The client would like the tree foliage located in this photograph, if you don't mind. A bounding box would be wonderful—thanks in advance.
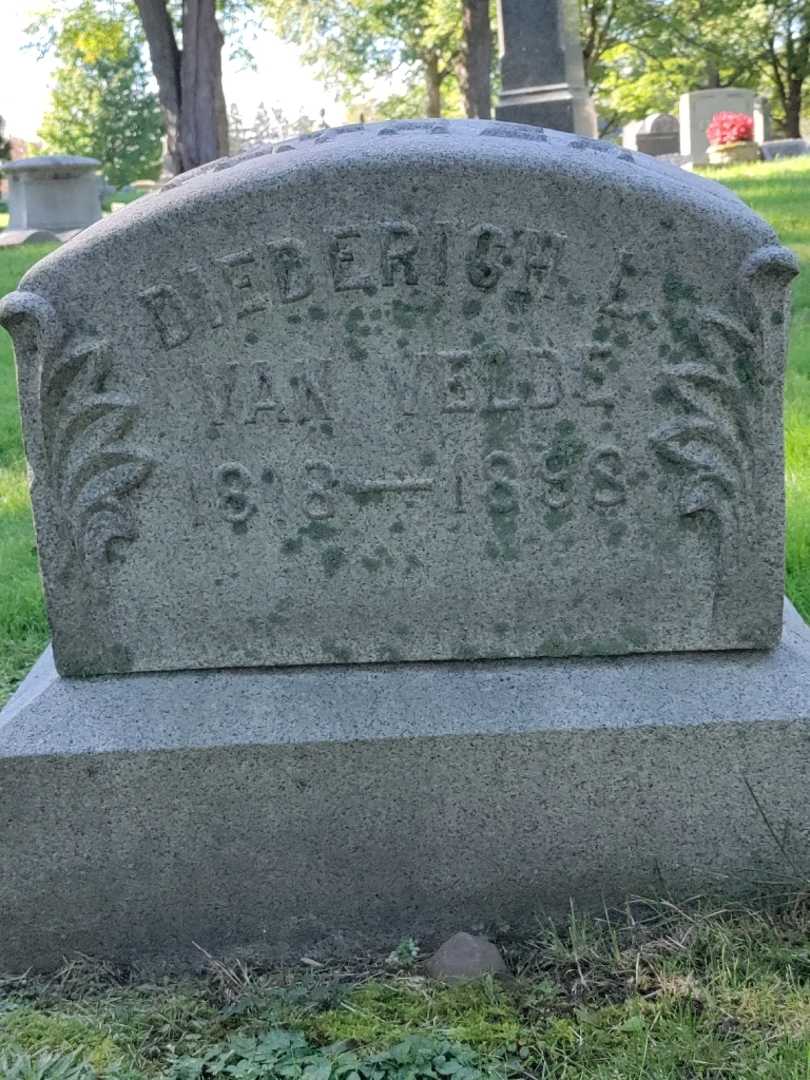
[34,1,163,185]
[0,116,11,161]
[261,0,465,118]
[583,0,810,136]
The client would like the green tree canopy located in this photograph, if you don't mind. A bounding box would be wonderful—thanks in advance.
[0,116,11,161]
[35,1,164,186]
[262,0,464,118]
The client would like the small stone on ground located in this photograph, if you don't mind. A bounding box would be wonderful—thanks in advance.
[425,932,508,982]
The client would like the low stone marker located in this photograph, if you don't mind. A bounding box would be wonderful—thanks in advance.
[623,113,680,157]
[1,120,808,972]
[761,138,810,161]
[0,155,102,247]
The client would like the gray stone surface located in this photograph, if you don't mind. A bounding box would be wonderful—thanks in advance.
[0,228,82,248]
[761,138,810,161]
[679,89,756,164]
[1,155,101,233]
[0,119,798,677]
[2,600,810,973]
[495,0,597,134]
[425,933,508,981]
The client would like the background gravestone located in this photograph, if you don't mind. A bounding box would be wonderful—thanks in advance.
[0,120,808,973]
[0,155,102,247]
[623,113,680,157]
[494,0,597,134]
[761,138,810,160]
[679,88,756,164]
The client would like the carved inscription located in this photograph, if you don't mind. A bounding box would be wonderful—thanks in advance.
[136,233,773,589]
[137,221,569,348]
[206,447,628,532]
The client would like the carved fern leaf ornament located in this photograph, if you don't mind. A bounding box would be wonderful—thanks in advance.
[41,339,153,568]
[650,311,756,582]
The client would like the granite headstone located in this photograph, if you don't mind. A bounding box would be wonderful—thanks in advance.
[0,120,797,677]
[494,0,597,134]
[1,120,808,973]
[679,88,756,164]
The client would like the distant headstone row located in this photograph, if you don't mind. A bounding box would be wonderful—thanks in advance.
[624,90,809,166]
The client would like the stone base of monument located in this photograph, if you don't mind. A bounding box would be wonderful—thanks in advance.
[2,601,810,973]
[0,227,82,248]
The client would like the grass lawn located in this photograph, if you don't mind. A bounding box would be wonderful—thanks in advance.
[3,898,810,1078]
[1,159,810,1077]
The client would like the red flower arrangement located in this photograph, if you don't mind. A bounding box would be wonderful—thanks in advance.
[706,111,754,146]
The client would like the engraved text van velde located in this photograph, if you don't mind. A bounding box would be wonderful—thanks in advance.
[0,120,798,676]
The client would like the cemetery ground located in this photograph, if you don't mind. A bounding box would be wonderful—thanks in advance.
[1,156,810,1076]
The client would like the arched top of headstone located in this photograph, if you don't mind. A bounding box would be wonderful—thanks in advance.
[0,119,797,676]
[640,113,679,134]
[2,155,101,175]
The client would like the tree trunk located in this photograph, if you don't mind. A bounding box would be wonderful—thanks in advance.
[425,51,442,117]
[134,0,182,175]
[459,0,492,119]
[704,58,720,88]
[784,78,803,137]
[180,0,229,169]
[135,0,228,175]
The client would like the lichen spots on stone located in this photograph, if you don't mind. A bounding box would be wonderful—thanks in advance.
[321,545,347,577]
[308,305,327,322]
[322,639,352,663]
[623,624,649,649]
[544,507,573,531]
[663,272,697,304]
[349,487,385,508]
[391,300,421,329]
[346,340,369,363]
[282,536,303,555]
[606,522,627,547]
[345,307,370,335]
[299,520,339,543]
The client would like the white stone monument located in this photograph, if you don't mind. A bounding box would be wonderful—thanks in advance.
[0,155,102,247]
[679,88,756,165]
